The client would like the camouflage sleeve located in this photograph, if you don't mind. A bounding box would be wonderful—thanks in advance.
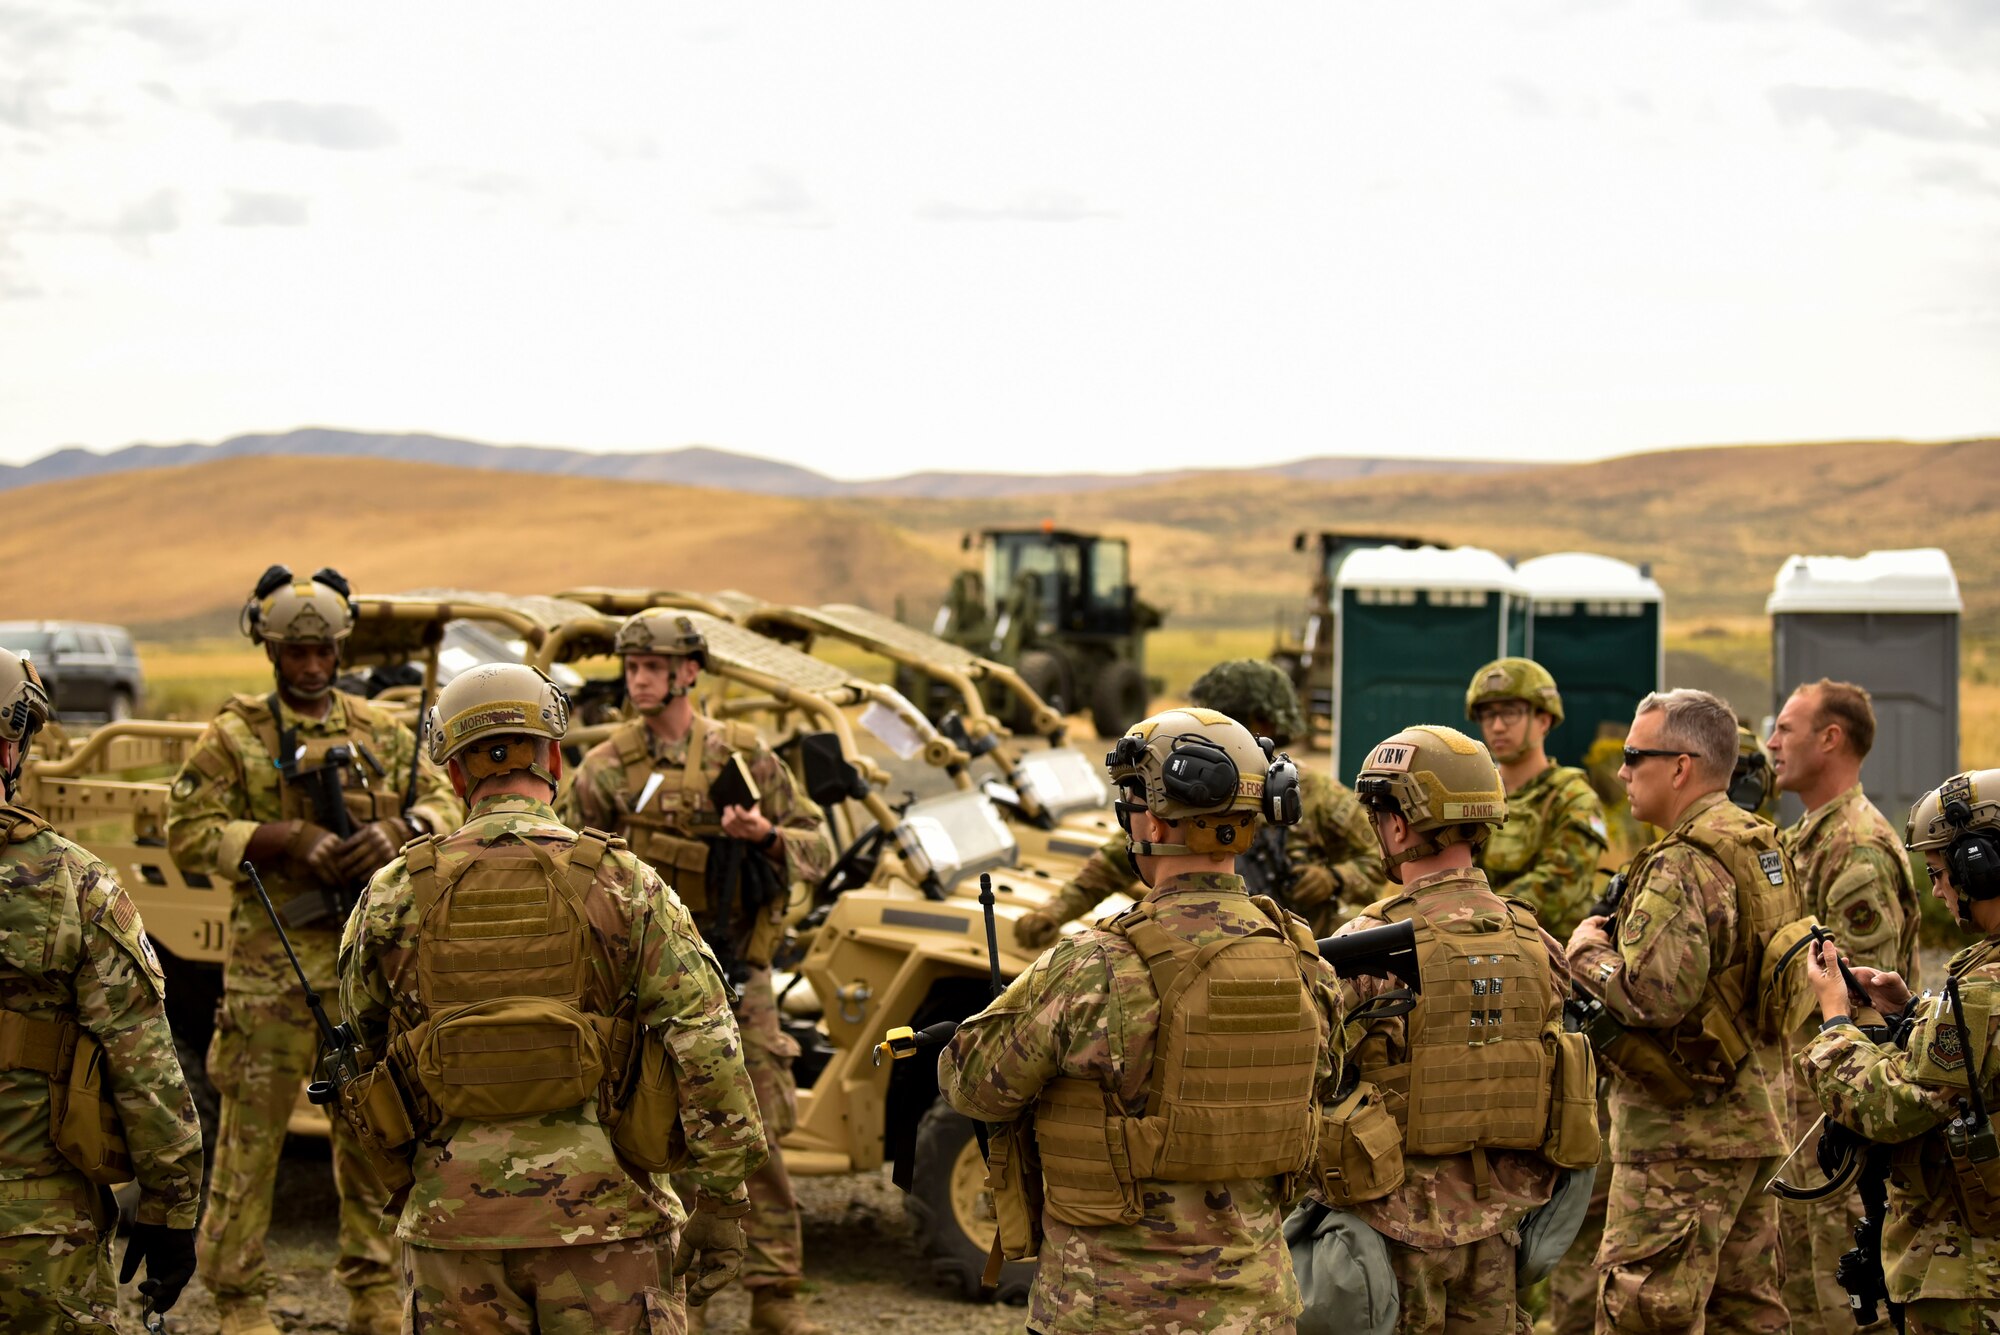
[1823,847,1910,976]
[748,744,834,887]
[633,863,767,1194]
[1799,1019,1965,1145]
[1569,846,1723,1030]
[1297,776,1386,907]
[73,863,203,1228]
[1503,785,1609,943]
[556,748,618,833]
[938,940,1108,1122]
[165,715,257,877]
[338,864,405,1056]
[1043,834,1140,926]
[374,715,461,837]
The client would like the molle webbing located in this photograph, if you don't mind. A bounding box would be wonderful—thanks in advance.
[0,804,52,843]
[613,718,718,908]
[225,692,403,824]
[0,1010,76,1075]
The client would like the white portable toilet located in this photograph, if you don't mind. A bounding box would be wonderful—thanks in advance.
[1517,553,1666,767]
[1766,548,1961,825]
[1333,546,1528,782]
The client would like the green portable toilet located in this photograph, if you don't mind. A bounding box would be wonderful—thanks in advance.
[1766,547,1961,826]
[1517,553,1665,766]
[1333,545,1529,782]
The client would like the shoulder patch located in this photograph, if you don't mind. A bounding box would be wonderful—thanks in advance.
[1931,1020,1967,1072]
[1621,908,1652,945]
[1843,899,1881,937]
[1757,849,1785,886]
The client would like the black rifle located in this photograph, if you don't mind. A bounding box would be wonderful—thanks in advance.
[276,734,363,931]
[701,829,785,998]
[1837,1140,1902,1331]
[1587,869,1629,925]
[1316,919,1422,992]
[240,859,361,1106]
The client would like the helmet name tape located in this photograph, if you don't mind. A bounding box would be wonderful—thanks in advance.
[1369,743,1416,772]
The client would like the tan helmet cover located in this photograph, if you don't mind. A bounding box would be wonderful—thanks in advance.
[614,610,708,664]
[1465,657,1564,725]
[1106,707,1270,857]
[245,577,355,645]
[1908,770,2000,852]
[1355,725,1506,875]
[0,648,52,745]
[427,663,570,784]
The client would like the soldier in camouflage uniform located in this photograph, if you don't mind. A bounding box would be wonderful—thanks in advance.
[340,663,766,1333]
[1769,679,1922,1333]
[166,566,461,1335]
[1466,658,1609,943]
[1797,766,2000,1334]
[1333,724,1588,1332]
[560,610,834,1335]
[1566,689,1798,1332]
[942,707,1349,1334]
[0,648,204,1332]
[1016,659,1383,949]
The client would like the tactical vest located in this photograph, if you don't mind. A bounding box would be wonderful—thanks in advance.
[1885,943,2000,1236]
[1607,801,1807,1099]
[380,828,636,1128]
[1483,767,1590,884]
[223,692,406,827]
[0,804,133,1187]
[1355,889,1563,1157]
[1032,893,1322,1226]
[609,716,761,914]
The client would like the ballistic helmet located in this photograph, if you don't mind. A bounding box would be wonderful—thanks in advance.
[1907,770,2000,919]
[0,649,51,746]
[426,663,570,789]
[1354,725,1506,876]
[241,565,355,646]
[1189,659,1307,750]
[1466,657,1564,725]
[614,609,708,666]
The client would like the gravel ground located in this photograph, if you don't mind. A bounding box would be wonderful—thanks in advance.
[135,1143,1026,1335]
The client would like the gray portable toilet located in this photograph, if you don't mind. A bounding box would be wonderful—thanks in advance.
[1517,553,1665,768]
[1766,548,1961,825]
[1333,545,1529,782]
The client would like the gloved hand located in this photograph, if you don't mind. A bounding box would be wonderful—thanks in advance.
[1014,910,1061,950]
[333,818,410,882]
[673,1194,748,1307]
[1289,864,1338,910]
[120,1222,197,1314]
[287,821,343,887]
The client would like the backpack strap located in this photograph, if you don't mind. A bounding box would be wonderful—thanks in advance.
[405,834,442,919]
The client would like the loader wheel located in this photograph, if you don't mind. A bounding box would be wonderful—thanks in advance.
[1016,651,1069,727]
[1090,661,1149,739]
[907,1096,1034,1303]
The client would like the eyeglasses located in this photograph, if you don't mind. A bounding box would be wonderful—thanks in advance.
[1473,702,1533,725]
[1622,746,1692,767]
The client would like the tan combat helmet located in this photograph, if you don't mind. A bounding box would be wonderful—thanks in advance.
[240,565,356,645]
[1105,706,1299,859]
[0,648,52,796]
[614,609,708,665]
[1354,724,1507,879]
[1730,723,1778,818]
[1908,770,2000,925]
[1465,657,1564,725]
[426,662,570,790]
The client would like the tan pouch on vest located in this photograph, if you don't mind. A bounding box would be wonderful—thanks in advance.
[414,997,607,1121]
[51,1033,133,1187]
[337,1063,417,1193]
[1314,1080,1404,1207]
[1543,1030,1602,1169]
[985,1118,1045,1263]
[1596,1025,1700,1109]
[610,1034,689,1173]
[636,831,710,913]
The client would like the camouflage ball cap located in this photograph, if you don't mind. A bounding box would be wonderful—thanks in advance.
[614,609,708,664]
[0,647,51,745]
[1466,657,1564,725]
[1355,725,1507,836]
[245,576,355,645]
[1189,658,1306,749]
[426,662,571,767]
[1907,769,2000,852]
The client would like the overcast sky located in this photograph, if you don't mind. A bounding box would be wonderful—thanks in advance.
[2,1,1996,479]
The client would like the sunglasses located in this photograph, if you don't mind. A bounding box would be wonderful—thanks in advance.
[1622,746,1692,767]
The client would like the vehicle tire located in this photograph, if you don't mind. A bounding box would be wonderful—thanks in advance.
[907,1096,1035,1304]
[106,689,134,722]
[1015,650,1069,729]
[1090,661,1149,739]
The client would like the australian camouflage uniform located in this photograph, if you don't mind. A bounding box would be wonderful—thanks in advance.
[338,792,767,1332]
[1334,867,1596,1333]
[1781,783,1923,1334]
[0,804,203,1333]
[562,714,834,1302]
[1799,931,2000,1334]
[165,688,460,1311]
[1035,769,1386,940]
[1566,791,1806,1333]
[940,870,1349,1334]
[1480,763,1610,944]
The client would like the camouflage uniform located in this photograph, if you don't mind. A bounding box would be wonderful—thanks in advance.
[165,688,460,1309]
[340,792,767,1332]
[1798,932,2000,1335]
[1566,792,1792,1334]
[1037,769,1386,938]
[939,870,1348,1334]
[0,805,203,1333]
[1334,866,1569,1333]
[1780,784,1922,1334]
[1480,763,1609,944]
[561,715,833,1301]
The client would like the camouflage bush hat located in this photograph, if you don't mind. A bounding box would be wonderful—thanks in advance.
[241,565,355,646]
[1355,724,1506,875]
[0,647,51,745]
[1465,657,1563,725]
[1189,659,1306,749]
[614,609,708,666]
[426,663,570,791]
[1106,706,1278,858]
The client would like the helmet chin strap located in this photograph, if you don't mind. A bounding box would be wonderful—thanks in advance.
[636,702,666,717]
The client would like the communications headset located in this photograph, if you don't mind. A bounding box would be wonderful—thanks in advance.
[1108,731,1302,855]
[1943,788,2000,926]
